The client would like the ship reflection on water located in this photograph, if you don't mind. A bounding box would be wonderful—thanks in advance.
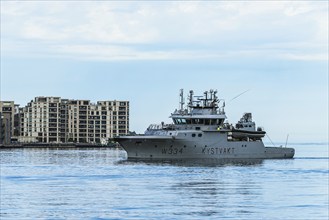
[117,158,264,167]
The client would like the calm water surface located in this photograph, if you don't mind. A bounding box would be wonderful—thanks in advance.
[1,144,328,220]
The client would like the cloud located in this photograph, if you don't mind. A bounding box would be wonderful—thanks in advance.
[1,1,328,61]
[281,53,328,61]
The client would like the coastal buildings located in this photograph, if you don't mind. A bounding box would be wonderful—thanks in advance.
[0,101,20,145]
[1,97,129,144]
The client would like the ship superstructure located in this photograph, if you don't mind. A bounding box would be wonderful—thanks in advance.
[114,89,295,159]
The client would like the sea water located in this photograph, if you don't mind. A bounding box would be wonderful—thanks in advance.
[0,144,328,220]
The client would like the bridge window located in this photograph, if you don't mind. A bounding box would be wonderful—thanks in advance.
[192,118,224,125]
[216,119,224,125]
[192,119,204,124]
[173,118,187,124]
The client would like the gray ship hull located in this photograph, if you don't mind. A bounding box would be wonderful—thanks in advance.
[114,134,295,160]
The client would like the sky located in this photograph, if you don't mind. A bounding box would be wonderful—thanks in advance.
[1,1,328,143]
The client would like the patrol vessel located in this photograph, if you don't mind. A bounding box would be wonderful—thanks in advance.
[114,89,295,159]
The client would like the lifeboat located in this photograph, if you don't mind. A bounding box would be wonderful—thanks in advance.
[231,128,266,139]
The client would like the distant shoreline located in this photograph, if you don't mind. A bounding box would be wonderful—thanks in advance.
[0,143,120,149]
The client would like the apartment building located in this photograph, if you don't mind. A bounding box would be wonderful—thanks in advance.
[0,101,19,144]
[20,97,61,143]
[20,97,129,144]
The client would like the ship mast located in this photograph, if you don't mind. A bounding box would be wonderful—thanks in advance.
[179,89,185,113]
[188,90,194,112]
